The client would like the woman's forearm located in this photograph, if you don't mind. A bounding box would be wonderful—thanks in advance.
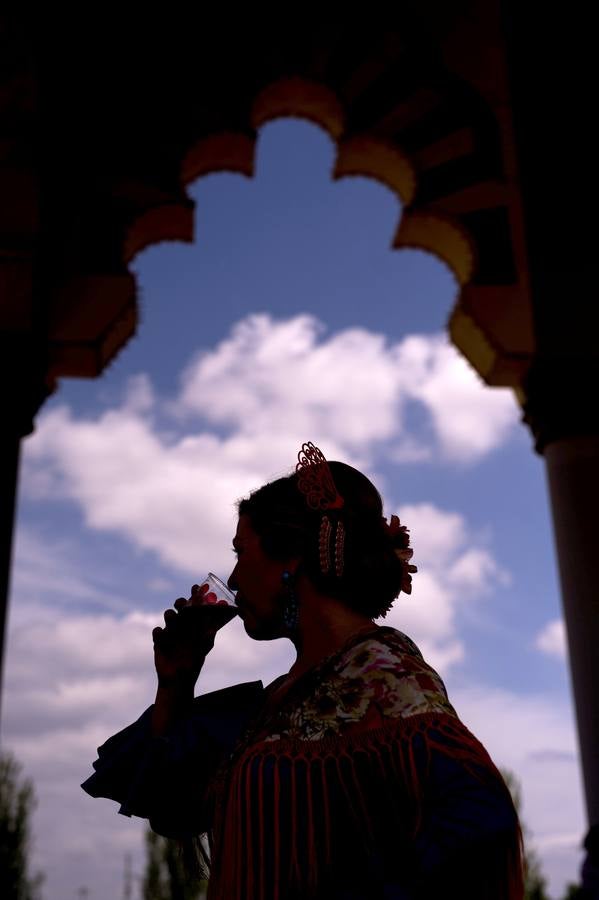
[150,681,196,737]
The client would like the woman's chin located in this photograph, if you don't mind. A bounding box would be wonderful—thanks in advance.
[241,612,286,641]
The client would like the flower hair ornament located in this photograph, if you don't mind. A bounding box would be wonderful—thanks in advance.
[296,442,345,577]
[382,514,418,594]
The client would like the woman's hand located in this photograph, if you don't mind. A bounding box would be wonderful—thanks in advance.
[152,584,219,690]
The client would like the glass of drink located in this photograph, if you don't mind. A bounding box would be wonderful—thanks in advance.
[192,573,239,630]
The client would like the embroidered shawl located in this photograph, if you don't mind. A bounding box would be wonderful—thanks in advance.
[204,626,524,899]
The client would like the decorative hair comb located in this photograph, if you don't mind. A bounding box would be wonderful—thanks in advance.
[296,442,345,576]
[296,442,344,511]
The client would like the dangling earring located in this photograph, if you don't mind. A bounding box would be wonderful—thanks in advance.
[281,570,299,632]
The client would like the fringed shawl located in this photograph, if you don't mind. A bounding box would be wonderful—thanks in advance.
[204,627,524,900]
[82,626,523,898]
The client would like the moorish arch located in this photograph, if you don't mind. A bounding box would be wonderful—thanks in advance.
[0,0,597,856]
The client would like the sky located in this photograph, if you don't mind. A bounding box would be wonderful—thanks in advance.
[1,119,586,899]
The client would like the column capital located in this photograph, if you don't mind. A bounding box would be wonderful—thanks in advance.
[519,356,599,454]
[0,334,55,438]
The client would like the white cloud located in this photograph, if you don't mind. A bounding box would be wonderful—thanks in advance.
[176,315,405,450]
[393,503,467,566]
[123,372,154,414]
[7,314,534,898]
[145,576,177,593]
[447,547,511,594]
[3,496,512,895]
[387,578,465,671]
[2,596,584,900]
[535,618,568,661]
[20,315,518,586]
[1,606,154,899]
[10,528,132,621]
[176,315,517,463]
[389,436,434,464]
[23,406,246,576]
[393,334,519,462]
[378,503,510,672]
[1,586,296,900]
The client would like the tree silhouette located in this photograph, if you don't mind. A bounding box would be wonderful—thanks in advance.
[142,828,206,900]
[499,769,589,899]
[0,750,44,900]
[500,768,550,900]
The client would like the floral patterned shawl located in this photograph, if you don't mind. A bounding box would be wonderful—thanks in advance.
[204,626,524,899]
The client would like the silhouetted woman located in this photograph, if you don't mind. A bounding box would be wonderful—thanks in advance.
[83,442,524,899]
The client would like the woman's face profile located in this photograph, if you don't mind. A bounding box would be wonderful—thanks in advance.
[228,514,289,640]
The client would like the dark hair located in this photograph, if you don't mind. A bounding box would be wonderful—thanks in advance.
[237,462,407,618]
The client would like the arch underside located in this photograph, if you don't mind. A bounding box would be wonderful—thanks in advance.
[0,7,534,393]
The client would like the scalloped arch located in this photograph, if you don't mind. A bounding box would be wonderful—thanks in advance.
[334,135,416,207]
[182,132,256,185]
[393,211,475,286]
[122,75,496,286]
[49,67,522,384]
[251,77,345,141]
[123,200,196,264]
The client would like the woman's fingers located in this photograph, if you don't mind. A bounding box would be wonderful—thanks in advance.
[172,585,209,613]
[189,583,209,607]
[156,587,220,657]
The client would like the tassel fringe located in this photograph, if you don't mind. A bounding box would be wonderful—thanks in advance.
[206,712,524,899]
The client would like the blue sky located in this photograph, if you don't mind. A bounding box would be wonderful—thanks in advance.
[2,120,584,899]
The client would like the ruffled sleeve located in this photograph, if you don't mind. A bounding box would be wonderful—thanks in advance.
[81,680,264,839]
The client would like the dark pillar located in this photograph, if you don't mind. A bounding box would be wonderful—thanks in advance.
[0,336,52,733]
[502,0,599,862]
[522,360,599,832]
[0,429,21,730]
[544,436,599,826]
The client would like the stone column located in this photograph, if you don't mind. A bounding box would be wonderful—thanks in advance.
[544,436,599,827]
[0,428,21,730]
[0,334,52,732]
[522,358,599,840]
[503,0,599,857]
